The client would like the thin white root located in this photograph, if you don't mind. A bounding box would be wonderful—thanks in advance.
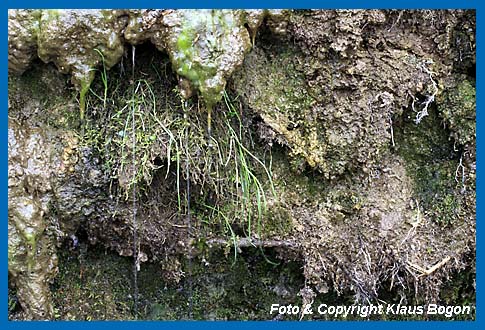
[389,115,395,147]
[415,59,439,124]
[407,256,451,278]
[207,237,299,249]
[455,153,468,193]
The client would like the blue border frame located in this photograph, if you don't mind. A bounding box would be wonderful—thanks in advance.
[3,0,480,328]
[2,1,478,10]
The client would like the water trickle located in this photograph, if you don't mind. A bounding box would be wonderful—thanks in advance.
[207,104,214,148]
[184,105,193,319]
[131,44,139,319]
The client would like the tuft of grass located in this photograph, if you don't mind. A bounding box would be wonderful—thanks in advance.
[81,56,277,258]
[202,203,238,263]
[222,91,275,239]
[90,49,108,109]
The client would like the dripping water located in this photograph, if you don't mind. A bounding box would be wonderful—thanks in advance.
[207,104,213,147]
[131,45,139,319]
[184,104,193,319]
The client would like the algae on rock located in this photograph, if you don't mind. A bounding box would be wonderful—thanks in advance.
[8,119,58,319]
[8,9,288,118]
[160,10,252,105]
[37,10,127,118]
[8,63,117,320]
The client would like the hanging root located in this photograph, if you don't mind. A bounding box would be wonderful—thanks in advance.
[207,237,299,249]
[389,114,395,148]
[455,153,467,193]
[414,59,438,124]
[406,256,451,278]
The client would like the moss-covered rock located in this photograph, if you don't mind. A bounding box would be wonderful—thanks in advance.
[50,244,305,320]
[231,10,456,180]
[393,104,474,227]
[437,77,476,147]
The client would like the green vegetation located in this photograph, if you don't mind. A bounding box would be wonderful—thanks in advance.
[43,244,474,320]
[438,78,476,146]
[47,244,305,320]
[50,245,135,320]
[394,107,463,226]
[8,62,82,129]
[81,46,276,252]
[7,10,476,322]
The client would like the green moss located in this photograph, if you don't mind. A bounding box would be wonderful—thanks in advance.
[50,242,308,320]
[394,107,463,226]
[262,206,293,237]
[233,43,341,175]
[177,30,193,50]
[413,161,461,225]
[48,243,475,320]
[9,65,49,103]
[8,63,80,128]
[137,249,305,320]
[51,245,134,320]
[440,261,475,310]
[438,78,476,146]
[250,50,314,116]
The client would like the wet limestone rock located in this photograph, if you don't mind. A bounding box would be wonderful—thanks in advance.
[8,9,287,117]
[8,10,42,74]
[232,10,467,179]
[160,10,252,105]
[8,119,58,319]
[125,10,270,105]
[37,10,127,118]
[8,9,129,118]
[7,9,476,318]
